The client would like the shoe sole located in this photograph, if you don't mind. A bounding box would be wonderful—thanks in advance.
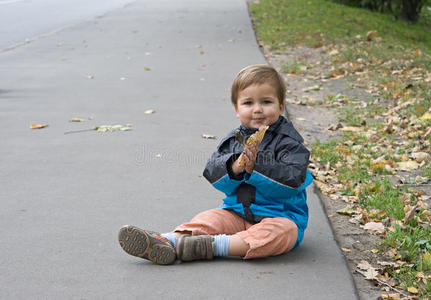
[118,225,176,265]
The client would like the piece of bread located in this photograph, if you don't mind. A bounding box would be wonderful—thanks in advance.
[238,125,269,166]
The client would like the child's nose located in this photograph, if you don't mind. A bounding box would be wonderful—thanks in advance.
[253,104,263,112]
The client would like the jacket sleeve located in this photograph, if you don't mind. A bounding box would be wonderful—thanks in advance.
[203,137,245,195]
[245,136,311,198]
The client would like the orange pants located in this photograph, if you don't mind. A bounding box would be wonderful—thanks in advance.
[174,208,298,259]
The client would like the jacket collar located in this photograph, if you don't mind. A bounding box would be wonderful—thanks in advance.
[238,116,304,143]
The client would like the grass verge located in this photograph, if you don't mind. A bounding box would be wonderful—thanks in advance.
[250,0,431,297]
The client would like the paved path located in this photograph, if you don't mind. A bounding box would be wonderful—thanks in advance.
[0,0,358,299]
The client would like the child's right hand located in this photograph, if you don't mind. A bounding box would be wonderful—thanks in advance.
[232,142,258,175]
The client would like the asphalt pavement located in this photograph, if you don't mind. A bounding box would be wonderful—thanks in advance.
[0,0,358,299]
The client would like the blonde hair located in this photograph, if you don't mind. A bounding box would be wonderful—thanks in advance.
[231,64,286,106]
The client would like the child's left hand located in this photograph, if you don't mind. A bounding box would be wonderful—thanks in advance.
[242,142,258,174]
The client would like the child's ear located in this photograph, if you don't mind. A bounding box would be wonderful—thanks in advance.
[234,105,239,117]
[279,101,285,114]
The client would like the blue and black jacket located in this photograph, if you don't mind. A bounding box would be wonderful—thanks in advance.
[203,116,313,248]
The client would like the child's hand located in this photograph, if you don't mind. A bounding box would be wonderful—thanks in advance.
[242,142,258,174]
[232,142,258,175]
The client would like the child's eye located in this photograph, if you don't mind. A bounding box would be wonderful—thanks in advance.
[243,101,252,105]
[263,99,273,104]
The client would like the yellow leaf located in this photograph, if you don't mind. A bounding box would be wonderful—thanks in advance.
[419,112,431,121]
[30,123,48,129]
[144,67,151,71]
[407,286,418,294]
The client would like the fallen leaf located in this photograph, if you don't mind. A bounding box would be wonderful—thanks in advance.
[93,124,132,132]
[363,221,385,234]
[419,112,431,121]
[200,50,205,55]
[407,286,418,294]
[328,49,339,56]
[144,109,155,114]
[357,260,373,270]
[341,247,351,253]
[201,134,217,139]
[69,118,84,122]
[397,160,419,171]
[30,123,48,129]
[302,85,321,92]
[328,69,346,78]
[340,126,362,132]
[366,30,378,41]
[364,268,379,280]
[411,152,429,163]
[336,205,357,216]
[413,49,421,57]
[380,293,401,300]
[144,67,151,71]
[404,205,418,224]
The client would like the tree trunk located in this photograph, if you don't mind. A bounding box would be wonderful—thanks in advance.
[401,0,424,23]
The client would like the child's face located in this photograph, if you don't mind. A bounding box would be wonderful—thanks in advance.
[235,83,285,129]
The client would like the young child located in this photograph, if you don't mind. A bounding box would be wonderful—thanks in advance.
[118,64,313,265]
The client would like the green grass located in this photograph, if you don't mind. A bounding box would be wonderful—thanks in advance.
[359,179,405,220]
[311,139,344,164]
[250,0,431,53]
[424,164,431,179]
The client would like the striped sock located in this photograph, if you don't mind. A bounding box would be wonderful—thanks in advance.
[213,234,230,257]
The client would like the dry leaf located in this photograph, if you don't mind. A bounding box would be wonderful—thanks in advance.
[30,123,48,129]
[379,293,401,300]
[397,160,419,171]
[328,49,339,56]
[407,286,418,294]
[411,152,429,163]
[419,112,431,121]
[201,134,217,139]
[366,31,378,41]
[357,260,373,270]
[200,50,205,55]
[144,67,151,71]
[336,205,357,216]
[404,205,418,224]
[144,109,155,114]
[364,268,379,280]
[238,125,269,167]
[69,118,84,122]
[340,126,362,132]
[302,85,321,92]
[363,221,385,234]
[341,247,351,253]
